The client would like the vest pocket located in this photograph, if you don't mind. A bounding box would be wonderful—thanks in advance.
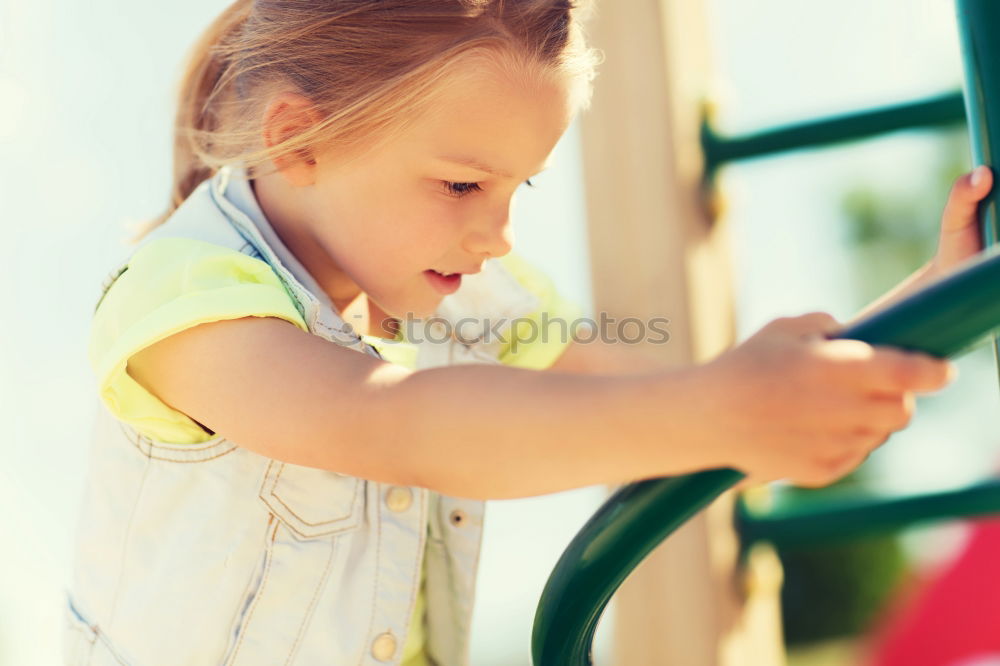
[257,460,364,539]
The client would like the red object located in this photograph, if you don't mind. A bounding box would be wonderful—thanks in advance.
[868,519,1000,666]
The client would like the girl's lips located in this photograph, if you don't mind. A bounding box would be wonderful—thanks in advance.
[424,269,462,294]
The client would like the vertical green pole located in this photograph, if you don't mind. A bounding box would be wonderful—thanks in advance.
[955,0,1000,380]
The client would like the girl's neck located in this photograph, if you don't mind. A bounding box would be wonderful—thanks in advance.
[250,172,399,340]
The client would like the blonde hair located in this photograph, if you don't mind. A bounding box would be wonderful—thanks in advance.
[138,0,600,240]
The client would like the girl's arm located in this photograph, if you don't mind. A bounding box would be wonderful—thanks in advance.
[128,316,712,499]
[846,167,992,327]
[129,313,952,499]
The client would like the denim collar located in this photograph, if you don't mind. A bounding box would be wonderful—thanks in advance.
[218,166,339,315]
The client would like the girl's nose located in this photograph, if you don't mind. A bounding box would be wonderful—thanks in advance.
[462,210,514,259]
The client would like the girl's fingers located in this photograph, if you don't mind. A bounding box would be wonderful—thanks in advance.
[941,166,993,233]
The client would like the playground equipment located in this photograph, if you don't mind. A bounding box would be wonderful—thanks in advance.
[532,1,1000,663]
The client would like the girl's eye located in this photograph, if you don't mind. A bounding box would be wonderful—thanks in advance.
[442,181,483,198]
[441,179,535,198]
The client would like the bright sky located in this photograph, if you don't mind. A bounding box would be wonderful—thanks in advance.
[0,0,995,664]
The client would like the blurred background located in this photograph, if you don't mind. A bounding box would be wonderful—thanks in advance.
[0,0,997,664]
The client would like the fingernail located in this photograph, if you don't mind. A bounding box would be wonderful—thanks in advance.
[972,166,988,187]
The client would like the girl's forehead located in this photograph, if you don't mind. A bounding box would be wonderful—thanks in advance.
[399,65,573,176]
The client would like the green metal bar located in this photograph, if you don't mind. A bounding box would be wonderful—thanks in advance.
[738,480,1000,552]
[532,248,1000,666]
[531,470,744,666]
[701,92,966,173]
[822,247,1000,358]
[956,0,1000,380]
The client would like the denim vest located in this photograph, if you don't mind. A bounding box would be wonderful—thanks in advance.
[63,167,541,666]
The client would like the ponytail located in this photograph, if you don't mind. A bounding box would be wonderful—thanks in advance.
[131,0,252,243]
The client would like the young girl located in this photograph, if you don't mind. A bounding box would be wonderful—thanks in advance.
[63,1,992,665]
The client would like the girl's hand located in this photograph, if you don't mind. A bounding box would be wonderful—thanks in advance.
[929,165,994,279]
[691,312,956,488]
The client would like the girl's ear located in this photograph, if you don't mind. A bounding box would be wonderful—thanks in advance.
[261,92,324,187]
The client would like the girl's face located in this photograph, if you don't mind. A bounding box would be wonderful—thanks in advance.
[289,60,574,325]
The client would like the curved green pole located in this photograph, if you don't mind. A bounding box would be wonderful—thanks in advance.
[531,249,1000,666]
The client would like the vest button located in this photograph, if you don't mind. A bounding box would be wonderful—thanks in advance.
[449,509,468,527]
[371,632,397,662]
[385,486,413,513]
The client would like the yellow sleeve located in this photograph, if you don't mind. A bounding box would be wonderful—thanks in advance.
[88,237,309,444]
[495,252,585,371]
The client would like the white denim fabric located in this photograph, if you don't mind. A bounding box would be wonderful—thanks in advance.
[62,166,542,666]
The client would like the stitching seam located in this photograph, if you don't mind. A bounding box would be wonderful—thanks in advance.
[227,517,279,664]
[103,452,152,640]
[283,535,339,665]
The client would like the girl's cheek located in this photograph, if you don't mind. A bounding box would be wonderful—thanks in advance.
[417,197,466,238]
[409,217,459,248]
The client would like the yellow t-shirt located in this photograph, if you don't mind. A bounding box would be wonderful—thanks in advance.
[89,237,583,665]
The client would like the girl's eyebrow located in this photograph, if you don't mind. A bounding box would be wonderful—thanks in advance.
[437,155,512,178]
[436,155,550,179]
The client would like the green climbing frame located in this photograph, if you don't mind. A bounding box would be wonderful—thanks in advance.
[531,1,1000,663]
